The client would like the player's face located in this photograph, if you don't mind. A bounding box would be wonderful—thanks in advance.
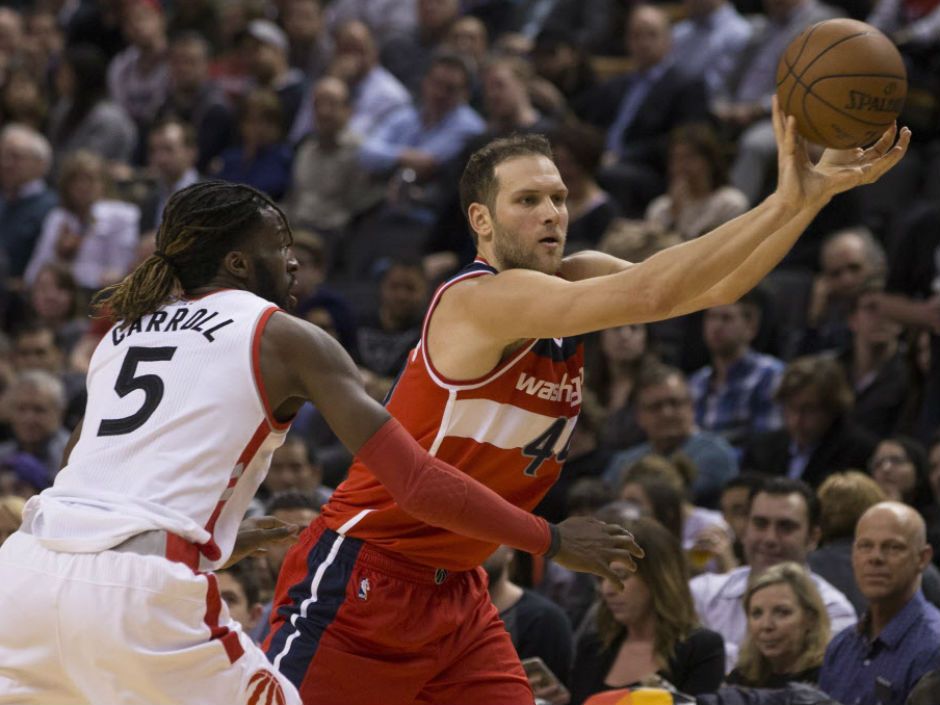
[249,209,298,310]
[489,155,568,275]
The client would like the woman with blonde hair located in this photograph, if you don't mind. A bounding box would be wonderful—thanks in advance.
[727,562,830,687]
[570,517,724,704]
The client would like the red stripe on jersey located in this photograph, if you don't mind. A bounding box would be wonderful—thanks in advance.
[204,572,245,664]
[252,306,291,432]
[201,421,272,560]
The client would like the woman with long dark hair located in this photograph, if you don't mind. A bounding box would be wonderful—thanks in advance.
[48,44,136,165]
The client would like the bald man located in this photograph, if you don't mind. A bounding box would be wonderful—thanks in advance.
[819,502,940,705]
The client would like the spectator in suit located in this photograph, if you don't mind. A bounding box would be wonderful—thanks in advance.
[243,19,306,136]
[483,544,574,702]
[578,5,709,217]
[742,355,879,488]
[727,562,831,687]
[570,517,725,704]
[140,118,201,233]
[160,32,236,173]
[819,502,940,705]
[380,0,461,96]
[0,124,57,281]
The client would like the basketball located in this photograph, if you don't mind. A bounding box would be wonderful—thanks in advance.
[775,18,907,149]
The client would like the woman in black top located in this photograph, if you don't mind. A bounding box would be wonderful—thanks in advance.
[570,517,725,704]
[726,562,830,688]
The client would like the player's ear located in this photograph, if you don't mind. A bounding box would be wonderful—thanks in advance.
[468,202,493,242]
[222,250,251,282]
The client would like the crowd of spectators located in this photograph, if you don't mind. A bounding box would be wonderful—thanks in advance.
[0,0,939,704]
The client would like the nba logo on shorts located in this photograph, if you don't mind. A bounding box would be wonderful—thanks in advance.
[358,578,371,600]
[246,669,286,705]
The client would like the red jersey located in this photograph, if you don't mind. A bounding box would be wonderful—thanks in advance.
[321,260,584,570]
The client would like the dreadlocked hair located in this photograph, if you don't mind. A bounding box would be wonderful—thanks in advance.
[94,181,289,328]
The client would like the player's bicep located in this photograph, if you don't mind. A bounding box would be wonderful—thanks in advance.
[560,250,634,281]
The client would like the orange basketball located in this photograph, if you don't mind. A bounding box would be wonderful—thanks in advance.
[775,18,907,149]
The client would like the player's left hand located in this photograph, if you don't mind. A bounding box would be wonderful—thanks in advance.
[772,95,910,208]
[222,515,302,568]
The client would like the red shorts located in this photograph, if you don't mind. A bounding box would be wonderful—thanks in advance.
[264,518,532,705]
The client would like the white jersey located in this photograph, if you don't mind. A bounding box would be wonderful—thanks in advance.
[22,289,290,570]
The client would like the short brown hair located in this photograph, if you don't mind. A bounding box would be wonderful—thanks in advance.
[458,133,553,244]
[775,355,854,416]
[817,471,886,542]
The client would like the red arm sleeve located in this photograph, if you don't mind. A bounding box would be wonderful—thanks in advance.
[355,417,553,555]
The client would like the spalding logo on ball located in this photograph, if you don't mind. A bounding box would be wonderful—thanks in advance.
[775,18,907,149]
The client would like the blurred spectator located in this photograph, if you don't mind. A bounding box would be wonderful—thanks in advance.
[25,263,89,357]
[570,517,725,704]
[483,544,574,699]
[689,290,785,451]
[577,4,709,217]
[217,561,264,639]
[214,88,293,200]
[0,8,23,73]
[585,323,659,451]
[811,471,896,616]
[290,20,412,143]
[546,122,618,252]
[244,19,306,135]
[644,124,749,242]
[719,472,766,563]
[22,10,63,84]
[927,433,940,565]
[281,76,383,236]
[838,278,908,437]
[691,478,857,671]
[0,495,24,546]
[819,502,940,705]
[284,0,330,79]
[262,435,332,506]
[166,0,222,51]
[671,0,752,101]
[537,0,625,55]
[323,0,417,44]
[108,0,170,139]
[0,451,49,499]
[531,27,596,112]
[0,369,69,485]
[381,0,461,95]
[868,0,940,44]
[11,322,85,429]
[64,0,126,61]
[868,436,934,510]
[249,490,320,644]
[48,44,137,166]
[0,123,56,281]
[880,202,940,442]
[715,0,840,204]
[742,355,878,488]
[481,54,554,136]
[140,118,201,232]
[0,65,48,131]
[445,15,489,71]
[605,364,738,508]
[25,150,139,292]
[619,454,737,574]
[160,32,237,173]
[727,562,830,687]
[792,227,887,358]
[357,259,428,399]
[908,668,940,705]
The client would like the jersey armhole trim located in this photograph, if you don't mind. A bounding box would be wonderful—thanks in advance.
[252,306,292,432]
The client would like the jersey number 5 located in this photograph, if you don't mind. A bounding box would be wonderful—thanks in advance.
[98,346,177,436]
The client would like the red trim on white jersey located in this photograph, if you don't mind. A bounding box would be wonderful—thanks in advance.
[203,572,245,664]
[251,307,292,432]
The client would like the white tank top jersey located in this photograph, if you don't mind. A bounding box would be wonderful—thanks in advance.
[21,289,290,570]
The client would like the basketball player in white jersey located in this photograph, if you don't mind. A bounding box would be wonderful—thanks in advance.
[0,181,642,705]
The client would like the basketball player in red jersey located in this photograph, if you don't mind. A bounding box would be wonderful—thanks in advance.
[266,102,909,703]
[0,181,640,705]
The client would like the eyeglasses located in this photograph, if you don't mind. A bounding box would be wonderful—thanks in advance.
[868,455,910,471]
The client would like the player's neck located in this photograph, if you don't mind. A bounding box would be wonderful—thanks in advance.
[187,274,248,299]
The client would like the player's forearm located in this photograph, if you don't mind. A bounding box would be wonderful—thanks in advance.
[356,417,553,555]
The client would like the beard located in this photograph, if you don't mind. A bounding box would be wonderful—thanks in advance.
[491,221,564,274]
[253,259,291,309]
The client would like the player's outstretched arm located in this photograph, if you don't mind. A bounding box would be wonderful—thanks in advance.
[260,311,644,585]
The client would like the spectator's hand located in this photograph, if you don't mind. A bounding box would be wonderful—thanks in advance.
[398,149,438,180]
[918,295,940,334]
[807,274,831,326]
[531,679,571,705]
[689,524,737,574]
[222,515,301,569]
[528,77,568,117]
[772,95,910,209]
[551,516,644,589]
[55,223,82,261]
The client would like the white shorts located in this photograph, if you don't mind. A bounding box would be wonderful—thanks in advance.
[0,532,301,705]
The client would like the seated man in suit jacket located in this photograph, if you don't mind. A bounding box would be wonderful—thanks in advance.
[574,4,708,217]
[742,355,878,488]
